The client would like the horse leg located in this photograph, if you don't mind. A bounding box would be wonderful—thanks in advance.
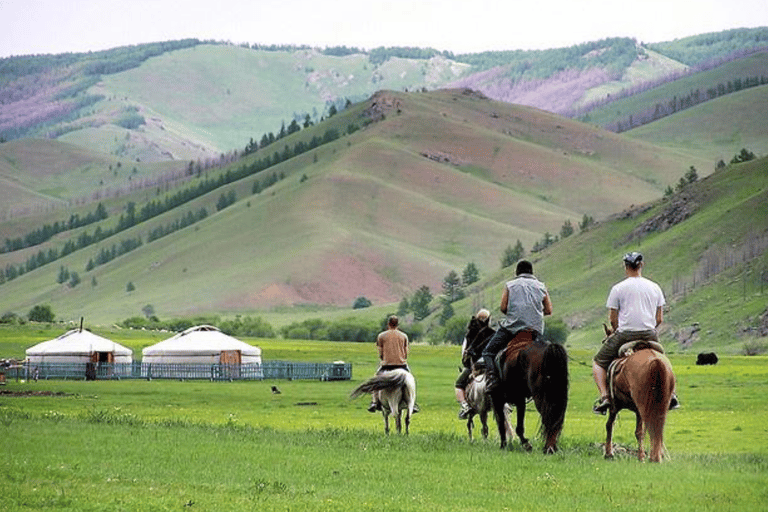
[515,399,532,452]
[394,409,402,434]
[635,412,646,462]
[383,410,390,435]
[480,411,489,440]
[605,409,618,459]
[467,413,474,441]
[404,409,411,436]
[492,393,508,449]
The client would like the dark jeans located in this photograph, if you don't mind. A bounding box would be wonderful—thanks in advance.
[480,327,516,372]
[377,364,410,373]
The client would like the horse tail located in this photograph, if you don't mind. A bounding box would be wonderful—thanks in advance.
[538,342,569,443]
[350,370,408,398]
[641,357,673,461]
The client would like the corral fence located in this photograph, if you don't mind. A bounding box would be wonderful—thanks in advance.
[14,361,352,382]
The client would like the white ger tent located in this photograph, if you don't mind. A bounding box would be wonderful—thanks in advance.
[141,325,262,379]
[26,328,133,365]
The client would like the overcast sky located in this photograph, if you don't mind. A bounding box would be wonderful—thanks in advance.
[2,0,767,58]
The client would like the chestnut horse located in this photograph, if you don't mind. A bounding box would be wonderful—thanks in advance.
[490,333,569,453]
[604,337,676,462]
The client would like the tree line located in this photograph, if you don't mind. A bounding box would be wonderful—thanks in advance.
[607,74,768,133]
[0,111,347,285]
[3,202,108,253]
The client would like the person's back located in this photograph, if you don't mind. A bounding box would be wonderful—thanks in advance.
[377,326,409,368]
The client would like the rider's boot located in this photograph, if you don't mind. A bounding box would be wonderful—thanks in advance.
[669,393,680,410]
[458,401,472,420]
[593,396,611,415]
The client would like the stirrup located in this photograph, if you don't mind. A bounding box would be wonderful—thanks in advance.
[593,396,610,415]
[367,402,380,413]
[458,402,472,420]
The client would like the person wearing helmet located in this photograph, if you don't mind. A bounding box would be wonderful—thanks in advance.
[592,252,679,414]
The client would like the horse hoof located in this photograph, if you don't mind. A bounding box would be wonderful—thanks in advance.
[523,442,533,452]
[604,453,614,460]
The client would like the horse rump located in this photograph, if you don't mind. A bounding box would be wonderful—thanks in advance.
[350,369,409,398]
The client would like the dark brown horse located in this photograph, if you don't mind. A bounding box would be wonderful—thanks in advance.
[604,337,676,462]
[490,333,569,453]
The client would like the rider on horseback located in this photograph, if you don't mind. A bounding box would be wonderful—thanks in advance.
[455,308,495,419]
[479,260,553,392]
[592,252,680,414]
[368,315,419,413]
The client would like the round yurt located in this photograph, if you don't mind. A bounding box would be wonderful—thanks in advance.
[25,328,133,380]
[141,325,262,380]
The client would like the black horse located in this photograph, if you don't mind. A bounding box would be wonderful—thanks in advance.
[490,333,569,453]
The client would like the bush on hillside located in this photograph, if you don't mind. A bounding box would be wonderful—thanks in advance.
[114,113,146,130]
[28,304,54,323]
[542,317,569,345]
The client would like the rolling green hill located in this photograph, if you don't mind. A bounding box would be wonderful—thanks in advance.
[0,89,712,325]
[448,155,768,354]
[2,28,766,167]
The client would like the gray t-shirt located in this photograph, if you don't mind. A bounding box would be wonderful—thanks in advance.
[499,274,548,335]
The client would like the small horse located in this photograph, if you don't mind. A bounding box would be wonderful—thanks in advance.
[350,369,416,435]
[464,370,512,441]
[490,333,569,453]
[604,336,676,462]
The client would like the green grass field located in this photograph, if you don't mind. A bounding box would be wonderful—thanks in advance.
[1,332,766,511]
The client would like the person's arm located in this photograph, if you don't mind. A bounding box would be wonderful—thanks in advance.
[542,292,553,316]
[655,306,663,328]
[609,308,619,331]
[499,287,509,314]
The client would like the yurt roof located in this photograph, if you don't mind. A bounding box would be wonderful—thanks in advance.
[26,329,132,356]
[142,325,261,357]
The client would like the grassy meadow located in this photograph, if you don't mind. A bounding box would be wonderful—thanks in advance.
[2,329,767,511]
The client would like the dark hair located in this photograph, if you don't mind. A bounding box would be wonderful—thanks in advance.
[516,260,533,275]
[388,315,399,328]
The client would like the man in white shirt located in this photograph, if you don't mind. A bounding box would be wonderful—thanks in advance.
[593,252,679,414]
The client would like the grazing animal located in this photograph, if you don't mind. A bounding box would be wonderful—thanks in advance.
[490,333,569,453]
[463,370,511,441]
[350,369,416,435]
[603,325,676,462]
[271,385,282,394]
[696,352,718,365]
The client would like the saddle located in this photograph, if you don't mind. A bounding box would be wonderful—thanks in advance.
[493,330,536,381]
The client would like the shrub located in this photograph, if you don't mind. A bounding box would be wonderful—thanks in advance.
[28,304,54,322]
[542,317,569,345]
[353,296,372,309]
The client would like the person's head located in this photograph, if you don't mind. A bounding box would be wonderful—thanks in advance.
[516,260,533,276]
[623,251,643,271]
[387,315,399,328]
[475,308,491,325]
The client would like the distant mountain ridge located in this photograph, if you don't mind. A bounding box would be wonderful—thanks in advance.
[2,28,767,161]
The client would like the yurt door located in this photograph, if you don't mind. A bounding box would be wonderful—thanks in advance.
[220,350,241,365]
[220,350,241,379]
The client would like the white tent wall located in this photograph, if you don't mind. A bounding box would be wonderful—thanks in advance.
[141,325,262,379]
[25,329,133,365]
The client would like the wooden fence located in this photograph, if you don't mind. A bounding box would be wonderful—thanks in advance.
[18,361,352,382]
